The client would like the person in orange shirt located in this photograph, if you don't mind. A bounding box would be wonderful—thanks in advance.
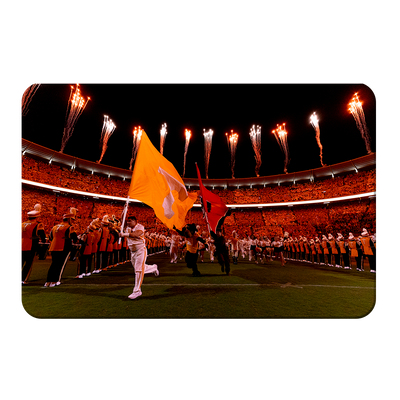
[76,221,96,278]
[360,228,376,273]
[348,232,363,271]
[91,218,102,270]
[22,204,46,284]
[93,215,110,273]
[44,207,78,287]
[174,223,207,277]
[328,233,341,268]
[337,233,350,269]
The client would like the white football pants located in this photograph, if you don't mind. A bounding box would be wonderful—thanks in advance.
[130,246,158,293]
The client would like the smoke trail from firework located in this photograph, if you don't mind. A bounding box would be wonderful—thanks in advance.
[160,123,167,155]
[203,129,214,179]
[225,130,239,178]
[348,93,372,154]
[60,84,90,153]
[22,84,40,116]
[249,125,262,177]
[97,115,116,163]
[272,123,290,173]
[129,126,143,170]
[183,129,191,177]
[310,112,325,167]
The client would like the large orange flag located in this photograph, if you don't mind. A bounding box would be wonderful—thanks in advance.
[128,130,197,230]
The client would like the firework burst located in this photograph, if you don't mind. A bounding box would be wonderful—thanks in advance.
[249,124,262,177]
[272,123,290,173]
[348,92,372,154]
[60,84,90,153]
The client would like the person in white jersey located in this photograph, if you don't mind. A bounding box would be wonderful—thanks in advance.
[119,216,159,300]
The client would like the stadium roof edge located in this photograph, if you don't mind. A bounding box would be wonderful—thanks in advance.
[22,138,376,188]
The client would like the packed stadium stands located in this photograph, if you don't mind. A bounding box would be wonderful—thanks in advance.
[22,151,376,239]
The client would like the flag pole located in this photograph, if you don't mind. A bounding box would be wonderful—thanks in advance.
[118,196,130,244]
[195,162,211,236]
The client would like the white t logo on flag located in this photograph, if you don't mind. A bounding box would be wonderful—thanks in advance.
[158,167,188,219]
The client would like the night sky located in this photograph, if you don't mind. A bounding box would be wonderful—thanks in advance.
[22,83,376,179]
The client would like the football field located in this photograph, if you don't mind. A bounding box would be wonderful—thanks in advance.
[21,252,376,319]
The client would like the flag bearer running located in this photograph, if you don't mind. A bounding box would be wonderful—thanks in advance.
[119,216,159,300]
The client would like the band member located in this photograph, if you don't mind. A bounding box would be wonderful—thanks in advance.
[76,222,96,278]
[93,215,110,273]
[309,239,317,263]
[348,233,363,271]
[120,216,159,299]
[112,219,122,266]
[321,235,331,265]
[328,233,341,267]
[299,236,305,261]
[289,237,296,260]
[360,228,376,273]
[303,237,310,262]
[90,218,102,271]
[314,237,323,264]
[106,216,118,268]
[22,204,46,284]
[337,233,350,269]
[45,207,78,287]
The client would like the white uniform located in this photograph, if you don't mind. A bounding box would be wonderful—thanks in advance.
[170,232,179,263]
[125,223,158,298]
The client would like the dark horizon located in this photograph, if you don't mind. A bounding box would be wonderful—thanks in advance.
[22,83,376,180]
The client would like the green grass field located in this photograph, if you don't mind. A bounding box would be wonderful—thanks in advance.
[21,252,376,319]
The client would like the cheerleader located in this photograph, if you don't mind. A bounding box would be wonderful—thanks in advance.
[272,235,286,266]
[208,235,216,263]
[249,234,258,263]
[169,230,180,263]
[259,236,267,264]
[230,230,239,265]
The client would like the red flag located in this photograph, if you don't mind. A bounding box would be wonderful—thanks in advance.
[196,163,229,233]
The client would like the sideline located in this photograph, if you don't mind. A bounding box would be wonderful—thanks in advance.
[48,282,375,289]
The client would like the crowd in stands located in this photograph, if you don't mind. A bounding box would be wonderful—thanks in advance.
[23,154,375,205]
[22,153,376,241]
[22,185,376,244]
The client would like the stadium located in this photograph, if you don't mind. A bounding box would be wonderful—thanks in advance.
[19,81,379,322]
[21,104,376,318]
